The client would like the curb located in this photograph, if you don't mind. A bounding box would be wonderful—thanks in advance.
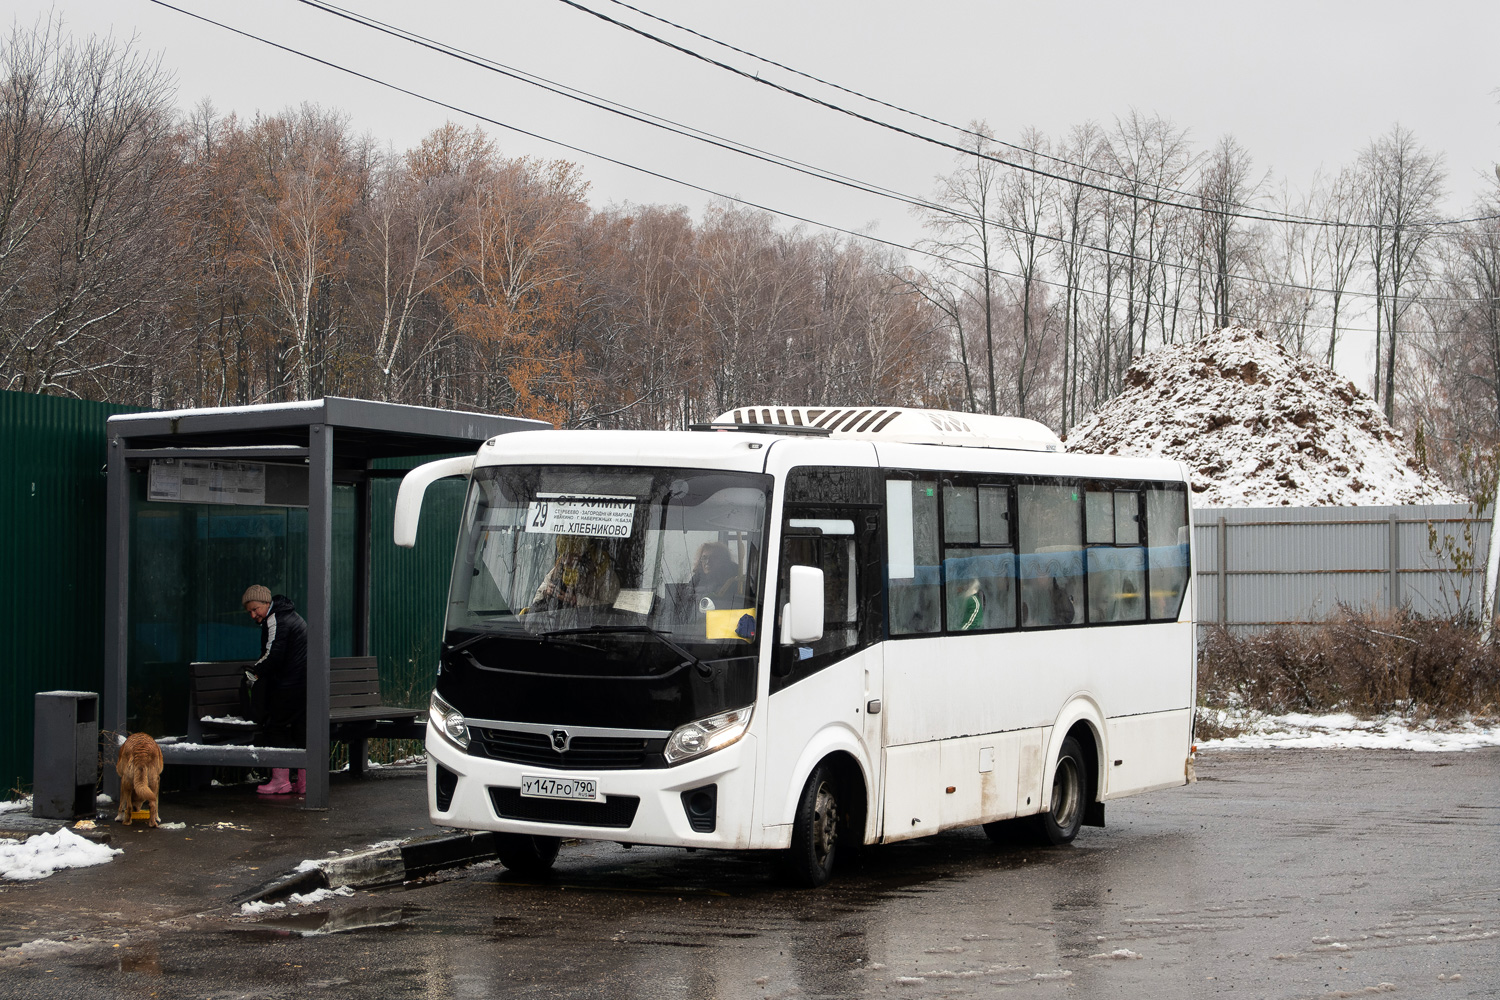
[237,830,498,904]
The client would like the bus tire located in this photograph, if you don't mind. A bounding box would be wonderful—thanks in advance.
[495,833,561,876]
[781,763,842,887]
[1030,735,1085,846]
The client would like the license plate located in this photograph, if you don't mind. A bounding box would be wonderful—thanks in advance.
[520,775,599,801]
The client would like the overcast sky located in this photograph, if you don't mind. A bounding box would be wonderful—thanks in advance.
[11,0,1500,383]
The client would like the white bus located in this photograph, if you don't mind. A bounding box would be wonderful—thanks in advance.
[395,406,1195,886]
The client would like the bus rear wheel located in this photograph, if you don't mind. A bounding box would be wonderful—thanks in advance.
[1030,735,1085,846]
[495,833,561,877]
[782,763,842,887]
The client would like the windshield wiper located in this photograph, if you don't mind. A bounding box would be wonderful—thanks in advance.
[446,630,599,656]
[539,625,715,678]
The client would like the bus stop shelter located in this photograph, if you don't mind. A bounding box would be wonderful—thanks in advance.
[102,397,547,808]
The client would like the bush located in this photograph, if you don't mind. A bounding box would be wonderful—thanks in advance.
[1198,608,1500,719]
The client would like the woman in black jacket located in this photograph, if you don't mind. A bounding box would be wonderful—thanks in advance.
[242,585,308,795]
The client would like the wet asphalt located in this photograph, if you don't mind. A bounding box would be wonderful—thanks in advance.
[1,747,1495,1000]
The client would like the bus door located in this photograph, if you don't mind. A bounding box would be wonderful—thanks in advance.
[765,504,885,839]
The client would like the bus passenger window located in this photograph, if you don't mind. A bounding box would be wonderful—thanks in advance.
[1146,486,1191,620]
[1085,490,1145,623]
[1018,484,1084,628]
[887,479,940,635]
[944,485,1016,631]
[1084,492,1115,545]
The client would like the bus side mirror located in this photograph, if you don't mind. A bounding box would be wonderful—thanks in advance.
[780,566,825,645]
[394,456,476,548]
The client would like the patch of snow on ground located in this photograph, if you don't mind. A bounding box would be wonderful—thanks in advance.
[1198,711,1500,751]
[0,796,30,814]
[239,899,285,915]
[1,828,122,881]
[4,937,107,963]
[239,886,356,916]
[288,885,356,906]
[1067,326,1464,507]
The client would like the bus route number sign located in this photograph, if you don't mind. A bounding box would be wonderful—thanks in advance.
[525,493,635,538]
[520,775,600,802]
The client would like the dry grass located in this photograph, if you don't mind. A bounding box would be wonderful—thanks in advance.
[1198,608,1500,719]
[1190,708,1246,741]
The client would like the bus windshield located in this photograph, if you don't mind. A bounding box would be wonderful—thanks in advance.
[447,466,771,663]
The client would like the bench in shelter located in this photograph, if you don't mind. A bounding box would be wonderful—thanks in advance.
[164,657,425,777]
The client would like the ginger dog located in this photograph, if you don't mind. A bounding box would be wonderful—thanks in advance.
[115,733,164,827]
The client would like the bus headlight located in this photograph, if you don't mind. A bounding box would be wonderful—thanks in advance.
[429,691,469,750]
[664,706,752,765]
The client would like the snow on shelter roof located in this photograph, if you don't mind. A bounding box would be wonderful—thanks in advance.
[711,406,1062,452]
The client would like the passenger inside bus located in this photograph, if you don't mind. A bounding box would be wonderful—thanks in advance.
[529,535,621,611]
[954,579,985,630]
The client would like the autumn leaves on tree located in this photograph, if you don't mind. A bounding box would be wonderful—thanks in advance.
[0,26,949,426]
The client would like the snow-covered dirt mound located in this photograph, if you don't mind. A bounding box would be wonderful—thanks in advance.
[1066,326,1465,507]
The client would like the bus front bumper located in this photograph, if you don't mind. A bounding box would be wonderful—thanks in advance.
[425,729,759,851]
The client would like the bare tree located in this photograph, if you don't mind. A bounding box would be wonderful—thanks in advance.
[1311,166,1366,367]
[1362,124,1445,420]
[1053,122,1104,430]
[355,153,458,399]
[0,24,184,401]
[997,127,1056,420]
[920,122,1004,413]
[1106,112,1191,371]
[1197,135,1263,331]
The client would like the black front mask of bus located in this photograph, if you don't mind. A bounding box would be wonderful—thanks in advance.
[434,465,771,731]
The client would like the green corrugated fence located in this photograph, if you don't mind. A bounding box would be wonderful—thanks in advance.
[1,391,143,792]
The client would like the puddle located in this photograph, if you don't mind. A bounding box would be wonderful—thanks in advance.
[238,906,412,937]
[117,944,161,973]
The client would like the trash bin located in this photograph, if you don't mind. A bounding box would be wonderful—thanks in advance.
[33,690,100,820]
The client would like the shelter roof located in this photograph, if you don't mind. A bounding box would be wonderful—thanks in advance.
[107,396,549,463]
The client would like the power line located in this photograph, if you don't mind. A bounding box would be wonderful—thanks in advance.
[596,0,1240,212]
[556,0,1500,234]
[287,0,1486,307]
[147,1,1469,336]
[289,1,949,218]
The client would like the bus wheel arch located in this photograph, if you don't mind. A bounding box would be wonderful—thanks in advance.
[1043,700,1105,821]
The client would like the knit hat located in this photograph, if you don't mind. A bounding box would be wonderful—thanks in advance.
[242,585,272,607]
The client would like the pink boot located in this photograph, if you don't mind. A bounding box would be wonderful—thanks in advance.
[292,769,306,796]
[257,768,293,795]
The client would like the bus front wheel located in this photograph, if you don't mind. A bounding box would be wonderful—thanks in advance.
[782,763,842,887]
[495,833,561,877]
[1030,735,1085,846]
